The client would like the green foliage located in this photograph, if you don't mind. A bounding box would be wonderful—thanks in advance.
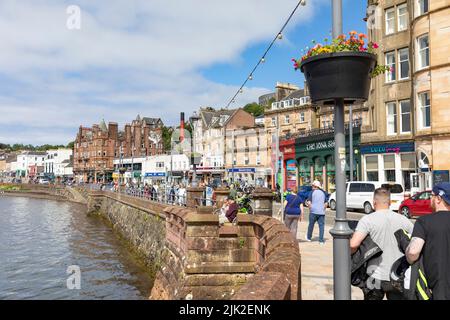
[162,126,173,152]
[243,102,265,117]
[292,31,389,78]
[238,237,246,249]
[0,143,67,152]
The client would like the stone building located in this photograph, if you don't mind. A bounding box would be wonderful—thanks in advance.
[118,115,164,158]
[224,123,269,186]
[73,120,117,183]
[362,0,450,193]
[263,82,371,192]
[190,108,256,184]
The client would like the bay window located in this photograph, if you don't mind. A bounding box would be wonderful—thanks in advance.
[418,92,431,129]
[417,34,429,70]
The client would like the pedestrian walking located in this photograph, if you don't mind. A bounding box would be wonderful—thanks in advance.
[350,187,413,300]
[305,180,328,244]
[283,188,305,239]
[406,182,450,300]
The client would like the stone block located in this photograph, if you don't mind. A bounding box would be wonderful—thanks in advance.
[185,262,256,274]
[186,225,219,237]
[186,237,256,251]
[187,249,256,263]
[183,274,251,287]
[185,213,219,224]
[232,272,290,300]
[218,225,238,237]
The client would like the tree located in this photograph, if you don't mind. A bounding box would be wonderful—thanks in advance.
[243,102,265,117]
[67,141,75,149]
[162,126,173,152]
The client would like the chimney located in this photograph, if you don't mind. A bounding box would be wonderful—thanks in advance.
[180,112,185,142]
[108,122,118,141]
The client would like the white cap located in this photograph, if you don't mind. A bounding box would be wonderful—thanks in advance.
[312,180,322,188]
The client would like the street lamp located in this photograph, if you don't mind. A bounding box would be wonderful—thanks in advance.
[329,0,353,300]
[189,112,201,187]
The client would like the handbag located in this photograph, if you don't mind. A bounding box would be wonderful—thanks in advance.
[284,194,299,216]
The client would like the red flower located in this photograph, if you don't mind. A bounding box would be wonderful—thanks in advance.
[372,42,379,49]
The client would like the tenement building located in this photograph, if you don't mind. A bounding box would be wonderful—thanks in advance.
[118,115,164,158]
[73,120,117,183]
[190,107,257,185]
[362,0,450,193]
[264,82,370,192]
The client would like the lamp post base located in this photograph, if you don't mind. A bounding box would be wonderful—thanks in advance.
[329,217,354,300]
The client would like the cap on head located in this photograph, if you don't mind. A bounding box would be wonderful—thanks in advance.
[432,182,450,205]
[312,180,322,188]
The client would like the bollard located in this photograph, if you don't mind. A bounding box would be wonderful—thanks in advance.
[251,187,274,217]
[186,186,205,208]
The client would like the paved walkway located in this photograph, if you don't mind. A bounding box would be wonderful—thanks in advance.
[295,220,364,300]
[272,206,364,300]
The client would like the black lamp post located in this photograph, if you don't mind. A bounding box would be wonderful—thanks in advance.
[189,112,201,187]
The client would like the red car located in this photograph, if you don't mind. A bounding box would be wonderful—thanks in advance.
[399,190,433,218]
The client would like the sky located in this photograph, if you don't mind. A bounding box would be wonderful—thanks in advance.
[0,0,367,145]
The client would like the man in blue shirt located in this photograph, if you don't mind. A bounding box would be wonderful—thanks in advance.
[284,188,305,238]
[306,180,328,244]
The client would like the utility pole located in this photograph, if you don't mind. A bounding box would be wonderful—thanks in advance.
[349,105,353,181]
[329,0,353,300]
[232,129,235,183]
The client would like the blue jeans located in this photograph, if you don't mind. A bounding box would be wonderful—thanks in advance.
[307,213,325,242]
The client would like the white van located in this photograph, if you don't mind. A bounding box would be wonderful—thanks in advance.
[328,181,405,214]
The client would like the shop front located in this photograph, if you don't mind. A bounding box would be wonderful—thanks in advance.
[143,172,166,185]
[360,142,416,192]
[280,138,297,190]
[227,168,256,184]
[295,132,361,193]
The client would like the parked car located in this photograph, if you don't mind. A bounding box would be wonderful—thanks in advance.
[328,181,405,214]
[38,178,50,185]
[399,190,432,218]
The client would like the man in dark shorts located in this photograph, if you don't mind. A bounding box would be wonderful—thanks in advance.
[406,182,450,300]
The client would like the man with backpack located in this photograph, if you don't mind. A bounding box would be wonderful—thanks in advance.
[406,182,450,300]
[350,187,413,300]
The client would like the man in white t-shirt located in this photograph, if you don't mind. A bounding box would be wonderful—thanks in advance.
[350,187,413,300]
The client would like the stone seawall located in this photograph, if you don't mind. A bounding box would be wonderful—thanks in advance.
[0,183,87,204]
[1,184,301,300]
[86,191,301,300]
[87,192,166,279]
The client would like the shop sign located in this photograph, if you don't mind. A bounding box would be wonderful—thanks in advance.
[144,172,165,177]
[227,168,256,173]
[433,170,449,184]
[360,142,414,155]
[301,140,335,152]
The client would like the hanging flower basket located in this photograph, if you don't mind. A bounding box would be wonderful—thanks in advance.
[300,52,376,105]
[292,31,389,105]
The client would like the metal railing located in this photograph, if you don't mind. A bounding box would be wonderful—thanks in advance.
[280,118,362,141]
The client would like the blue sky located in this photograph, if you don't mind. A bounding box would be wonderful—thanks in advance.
[201,0,367,91]
[0,0,367,145]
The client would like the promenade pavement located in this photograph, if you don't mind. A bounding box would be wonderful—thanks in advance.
[272,204,365,300]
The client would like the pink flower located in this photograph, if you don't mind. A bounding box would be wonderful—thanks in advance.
[372,42,379,49]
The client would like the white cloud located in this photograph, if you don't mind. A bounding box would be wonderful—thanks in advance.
[0,0,320,145]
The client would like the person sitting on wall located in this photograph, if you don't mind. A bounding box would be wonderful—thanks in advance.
[218,196,238,225]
